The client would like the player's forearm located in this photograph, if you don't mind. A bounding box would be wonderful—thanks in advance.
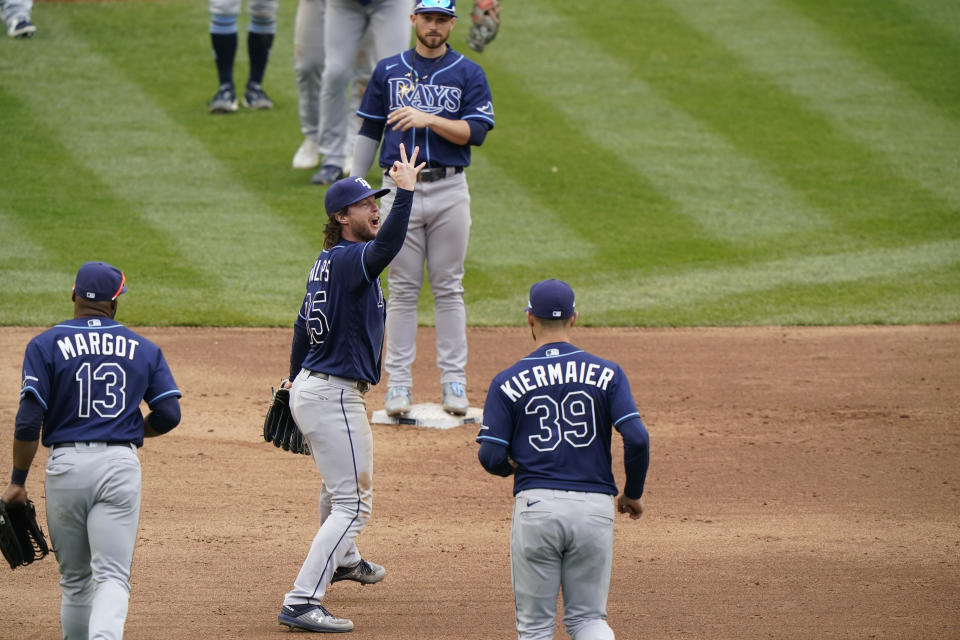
[10,438,40,485]
[425,115,471,146]
[620,415,650,499]
[364,188,414,274]
[144,396,181,437]
[478,441,514,477]
[350,132,380,178]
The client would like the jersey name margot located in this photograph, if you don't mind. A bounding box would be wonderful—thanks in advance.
[499,361,615,403]
[56,332,140,361]
[388,78,461,114]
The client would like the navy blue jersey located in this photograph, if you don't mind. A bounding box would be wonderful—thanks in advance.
[477,342,642,496]
[20,318,181,447]
[296,242,388,384]
[357,47,494,168]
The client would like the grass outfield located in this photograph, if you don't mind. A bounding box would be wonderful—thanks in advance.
[0,0,957,327]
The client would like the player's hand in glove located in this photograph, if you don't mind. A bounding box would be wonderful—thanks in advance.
[0,498,50,570]
[263,385,311,456]
[467,0,501,53]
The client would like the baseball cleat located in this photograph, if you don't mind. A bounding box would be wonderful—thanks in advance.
[441,381,468,416]
[332,559,386,585]
[384,386,412,416]
[8,19,36,38]
[278,604,353,633]
[242,82,273,110]
[208,83,238,114]
[293,137,321,170]
[311,164,344,186]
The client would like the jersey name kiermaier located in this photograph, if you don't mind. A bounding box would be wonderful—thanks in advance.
[358,48,495,168]
[297,241,387,384]
[20,318,181,447]
[478,342,641,496]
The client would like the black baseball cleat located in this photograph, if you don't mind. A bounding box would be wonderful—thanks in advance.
[331,559,386,585]
[311,164,344,186]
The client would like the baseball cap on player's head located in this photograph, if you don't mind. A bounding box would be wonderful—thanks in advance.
[414,0,456,17]
[324,177,391,217]
[73,261,127,302]
[526,279,576,319]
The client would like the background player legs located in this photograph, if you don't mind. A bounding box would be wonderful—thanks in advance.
[285,372,372,605]
[292,0,326,169]
[315,0,368,172]
[244,0,278,108]
[423,175,471,387]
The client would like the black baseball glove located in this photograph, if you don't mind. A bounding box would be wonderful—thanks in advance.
[0,499,50,570]
[263,387,311,456]
[467,0,501,53]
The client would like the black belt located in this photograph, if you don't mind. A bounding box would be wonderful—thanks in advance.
[308,371,370,394]
[388,166,463,183]
[52,442,134,450]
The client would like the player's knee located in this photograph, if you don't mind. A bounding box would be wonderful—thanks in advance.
[210,12,238,35]
[248,13,276,35]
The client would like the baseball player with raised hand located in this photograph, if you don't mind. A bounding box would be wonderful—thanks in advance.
[3,261,182,639]
[477,279,649,640]
[276,143,424,633]
[351,0,494,418]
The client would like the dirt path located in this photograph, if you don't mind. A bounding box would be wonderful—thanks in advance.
[1,325,958,639]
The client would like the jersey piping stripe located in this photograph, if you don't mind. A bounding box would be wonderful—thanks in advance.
[53,323,123,330]
[20,387,48,410]
[146,389,182,405]
[309,388,364,600]
[477,434,509,446]
[614,412,641,427]
[520,349,586,361]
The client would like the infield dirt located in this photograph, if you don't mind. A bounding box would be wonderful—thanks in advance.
[1,325,958,639]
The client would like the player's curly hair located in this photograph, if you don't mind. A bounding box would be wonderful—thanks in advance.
[323,213,344,249]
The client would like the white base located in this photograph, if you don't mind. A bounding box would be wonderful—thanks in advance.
[371,403,483,429]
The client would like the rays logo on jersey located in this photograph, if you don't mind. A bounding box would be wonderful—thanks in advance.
[388,78,462,115]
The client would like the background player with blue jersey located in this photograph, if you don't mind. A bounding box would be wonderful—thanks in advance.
[477,279,649,640]
[350,0,495,418]
[277,144,424,633]
[3,261,182,639]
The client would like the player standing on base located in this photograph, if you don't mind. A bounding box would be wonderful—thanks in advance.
[3,261,182,639]
[350,0,495,418]
[477,279,650,640]
[277,144,424,633]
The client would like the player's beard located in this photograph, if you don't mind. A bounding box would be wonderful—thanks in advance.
[415,29,449,53]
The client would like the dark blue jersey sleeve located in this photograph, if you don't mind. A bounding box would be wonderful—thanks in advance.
[617,415,650,499]
[289,320,310,380]
[362,188,414,276]
[478,440,514,477]
[13,393,44,442]
[147,396,181,435]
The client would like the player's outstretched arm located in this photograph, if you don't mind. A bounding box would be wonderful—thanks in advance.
[388,143,426,190]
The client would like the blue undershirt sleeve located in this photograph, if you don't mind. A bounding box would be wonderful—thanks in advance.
[467,120,491,147]
[619,415,650,499]
[478,441,514,477]
[146,396,181,435]
[13,394,44,442]
[289,321,310,381]
[363,188,414,275]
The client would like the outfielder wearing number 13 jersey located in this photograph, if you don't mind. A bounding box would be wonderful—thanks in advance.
[477,279,649,640]
[6,261,181,639]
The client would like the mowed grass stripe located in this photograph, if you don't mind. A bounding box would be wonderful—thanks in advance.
[7,11,314,324]
[668,0,960,212]
[898,0,960,43]
[467,239,960,325]
[564,0,957,244]
[514,0,829,243]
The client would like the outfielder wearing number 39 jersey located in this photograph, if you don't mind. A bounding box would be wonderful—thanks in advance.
[4,261,181,639]
[477,279,650,640]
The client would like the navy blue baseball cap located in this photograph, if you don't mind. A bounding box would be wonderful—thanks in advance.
[414,0,456,16]
[73,261,127,302]
[324,177,391,217]
[526,279,576,319]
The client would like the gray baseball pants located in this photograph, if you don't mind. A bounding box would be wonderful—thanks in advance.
[379,171,471,390]
[284,369,370,606]
[511,489,616,640]
[45,443,142,640]
[1,0,32,27]
[317,0,412,168]
[294,0,374,156]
